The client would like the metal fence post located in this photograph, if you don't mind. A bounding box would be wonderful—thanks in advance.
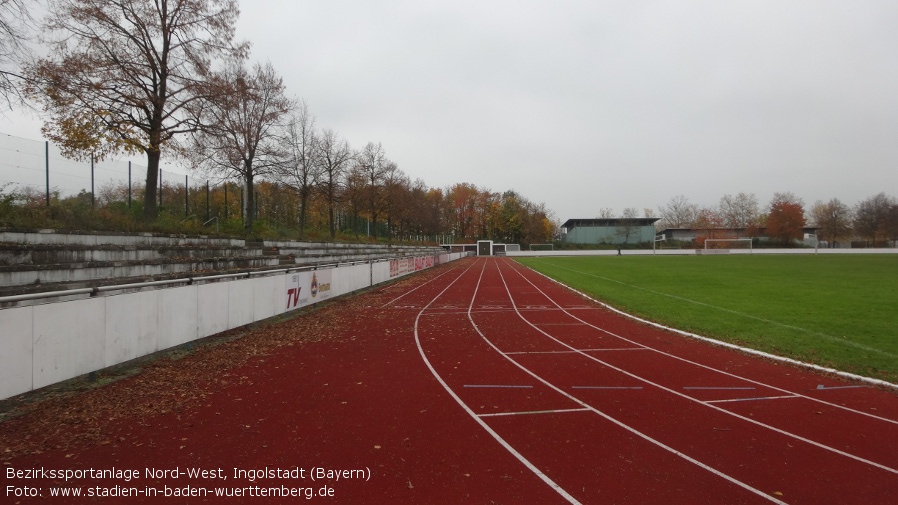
[45,141,50,207]
[90,154,95,209]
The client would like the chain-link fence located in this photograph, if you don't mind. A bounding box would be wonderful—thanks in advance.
[1,132,188,207]
[1,132,450,243]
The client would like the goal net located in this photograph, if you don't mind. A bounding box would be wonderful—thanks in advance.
[529,243,554,251]
[703,238,753,253]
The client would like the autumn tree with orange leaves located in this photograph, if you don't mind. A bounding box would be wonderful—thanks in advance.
[28,0,248,220]
[766,200,806,246]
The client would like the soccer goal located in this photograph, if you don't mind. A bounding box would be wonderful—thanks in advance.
[703,238,753,253]
[529,243,554,251]
[653,233,666,254]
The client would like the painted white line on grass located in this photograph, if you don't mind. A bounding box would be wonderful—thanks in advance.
[545,262,897,359]
[519,263,898,406]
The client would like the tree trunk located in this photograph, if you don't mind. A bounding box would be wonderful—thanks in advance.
[244,169,255,230]
[328,203,336,239]
[298,190,309,240]
[143,148,160,220]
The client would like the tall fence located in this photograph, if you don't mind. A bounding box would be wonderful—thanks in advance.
[0,132,283,226]
[0,132,183,206]
[1,132,455,242]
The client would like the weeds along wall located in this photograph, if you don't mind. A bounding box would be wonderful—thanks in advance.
[0,252,463,401]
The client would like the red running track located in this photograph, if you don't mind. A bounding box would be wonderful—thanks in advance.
[409,257,898,504]
[3,256,897,504]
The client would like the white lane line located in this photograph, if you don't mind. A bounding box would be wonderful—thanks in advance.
[516,263,898,422]
[478,408,591,418]
[684,387,756,390]
[707,395,802,404]
[505,348,647,355]
[572,386,644,390]
[380,266,457,308]
[413,258,583,505]
[504,260,898,475]
[463,260,789,505]
[817,384,868,390]
[464,384,534,389]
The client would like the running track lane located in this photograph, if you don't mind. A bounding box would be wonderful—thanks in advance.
[414,257,898,504]
[2,260,570,504]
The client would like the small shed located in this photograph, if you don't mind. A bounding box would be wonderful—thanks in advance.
[561,218,660,245]
[477,240,493,256]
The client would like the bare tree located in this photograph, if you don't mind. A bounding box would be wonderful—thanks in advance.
[381,162,407,240]
[0,0,33,109]
[616,207,640,244]
[343,164,368,238]
[885,203,898,246]
[719,192,759,228]
[28,0,248,219]
[596,208,615,219]
[277,100,319,239]
[357,142,389,237]
[187,61,293,229]
[810,198,852,248]
[316,129,354,239]
[853,192,895,245]
[770,191,804,207]
[658,195,698,228]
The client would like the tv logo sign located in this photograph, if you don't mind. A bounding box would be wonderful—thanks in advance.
[286,272,311,310]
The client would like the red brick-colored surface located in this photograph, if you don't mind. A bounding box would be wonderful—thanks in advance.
[2,257,897,504]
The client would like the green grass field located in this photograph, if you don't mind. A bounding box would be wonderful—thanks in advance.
[516,254,898,383]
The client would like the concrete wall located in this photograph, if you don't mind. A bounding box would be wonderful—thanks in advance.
[0,252,465,400]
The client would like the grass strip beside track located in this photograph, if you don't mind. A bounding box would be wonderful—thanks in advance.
[516,255,898,383]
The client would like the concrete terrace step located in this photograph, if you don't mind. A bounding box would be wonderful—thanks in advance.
[0,255,282,292]
[0,229,245,248]
[0,244,257,265]
[0,229,446,298]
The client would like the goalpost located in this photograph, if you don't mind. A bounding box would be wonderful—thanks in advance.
[703,238,753,253]
[653,233,666,254]
[529,244,554,251]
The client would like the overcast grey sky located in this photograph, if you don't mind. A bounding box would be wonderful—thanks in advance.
[3,0,898,221]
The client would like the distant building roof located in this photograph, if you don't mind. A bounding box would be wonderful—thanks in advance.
[658,226,820,234]
[562,218,660,229]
